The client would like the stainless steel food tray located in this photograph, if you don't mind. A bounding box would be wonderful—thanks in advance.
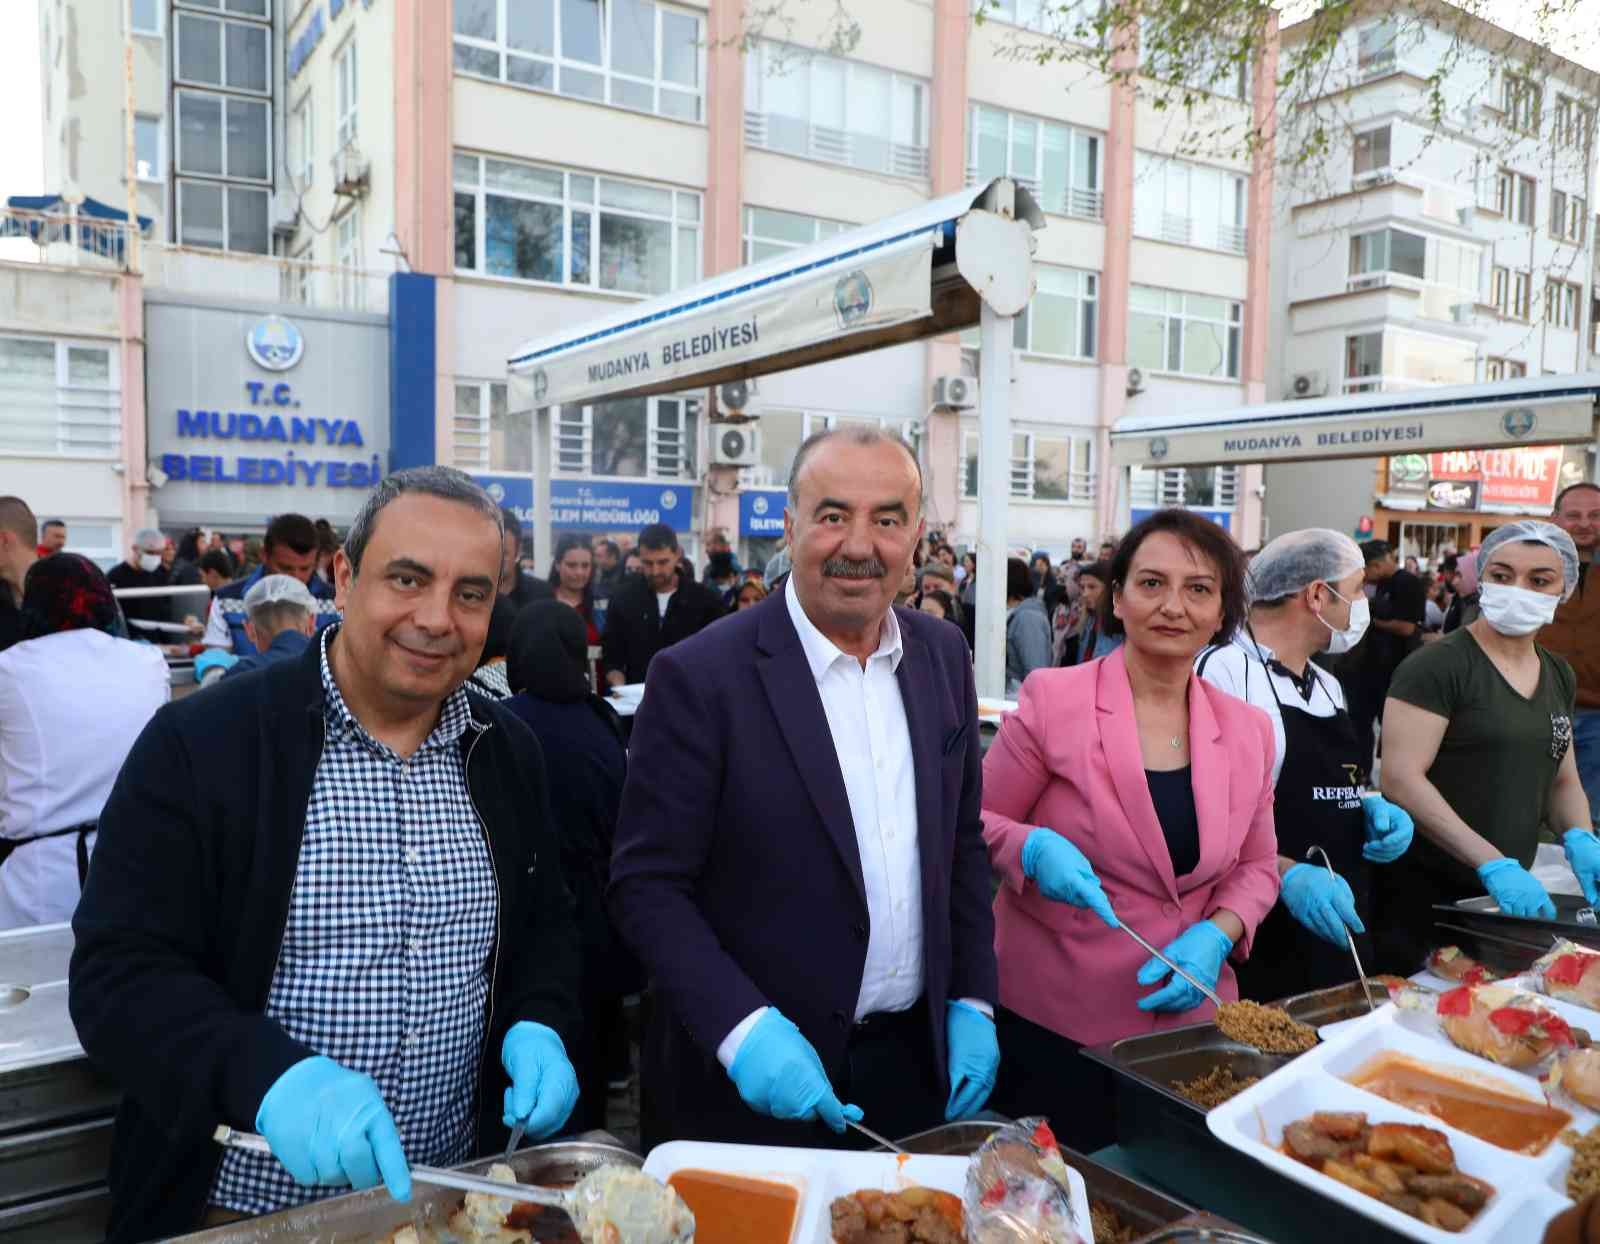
[1274,979,1391,1029]
[1433,895,1600,974]
[172,1135,638,1242]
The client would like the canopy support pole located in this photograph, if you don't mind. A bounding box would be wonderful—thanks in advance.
[974,297,1013,701]
[533,405,553,570]
[1113,464,1133,539]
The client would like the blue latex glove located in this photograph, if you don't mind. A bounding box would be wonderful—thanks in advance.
[1021,828,1119,928]
[1280,863,1364,946]
[1361,795,1415,863]
[944,1002,999,1122]
[502,1022,580,1141]
[255,1055,411,1201]
[727,1009,862,1132]
[1564,829,1600,905]
[1477,858,1557,919]
[1136,921,1234,1013]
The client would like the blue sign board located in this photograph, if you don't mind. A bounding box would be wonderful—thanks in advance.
[739,489,787,538]
[474,475,535,528]
[550,480,695,533]
[1131,506,1232,533]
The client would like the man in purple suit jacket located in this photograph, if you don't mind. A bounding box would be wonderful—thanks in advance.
[610,428,1000,1150]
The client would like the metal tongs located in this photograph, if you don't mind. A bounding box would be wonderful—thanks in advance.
[1306,844,1381,1014]
[212,1126,694,1244]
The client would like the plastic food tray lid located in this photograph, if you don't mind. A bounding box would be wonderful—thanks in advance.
[642,1139,1091,1243]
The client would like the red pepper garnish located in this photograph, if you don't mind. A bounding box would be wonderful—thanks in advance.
[1462,965,1491,986]
[1547,953,1592,988]
[1488,1006,1575,1046]
[1438,986,1474,1017]
[1030,1120,1060,1154]
[981,1181,1007,1207]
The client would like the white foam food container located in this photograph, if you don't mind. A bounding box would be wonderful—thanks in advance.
[1207,1004,1585,1243]
[642,1140,1093,1243]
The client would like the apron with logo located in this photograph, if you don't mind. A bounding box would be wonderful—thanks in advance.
[1235,659,1373,1003]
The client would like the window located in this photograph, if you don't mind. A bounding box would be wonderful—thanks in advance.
[1131,466,1239,509]
[962,430,1096,502]
[973,0,1099,40]
[1552,190,1587,244]
[1503,73,1542,135]
[175,12,270,93]
[1349,228,1426,281]
[176,180,269,252]
[1357,18,1396,74]
[1133,152,1247,253]
[1556,96,1593,149]
[454,151,702,296]
[1139,19,1247,99]
[1344,332,1383,392]
[741,206,849,263]
[969,104,1102,219]
[744,41,930,180]
[1501,171,1536,226]
[1512,270,1532,320]
[1486,357,1527,381]
[553,396,700,479]
[132,0,162,35]
[0,335,121,457]
[453,0,705,123]
[293,96,313,187]
[134,115,163,181]
[174,89,269,181]
[1015,266,1097,359]
[1491,265,1509,314]
[336,209,362,309]
[454,380,526,471]
[335,38,358,148]
[1352,125,1391,177]
[288,245,314,304]
[1546,279,1581,329]
[1127,286,1242,380]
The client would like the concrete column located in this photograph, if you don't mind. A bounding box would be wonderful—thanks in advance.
[119,272,149,535]
[925,0,971,538]
[393,0,453,275]
[1095,27,1138,540]
[1236,15,1279,548]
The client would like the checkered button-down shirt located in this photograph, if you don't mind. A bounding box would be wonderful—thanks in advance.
[212,627,499,1215]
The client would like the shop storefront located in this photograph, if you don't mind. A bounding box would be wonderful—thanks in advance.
[738,487,786,573]
[143,298,391,533]
[1373,445,1591,563]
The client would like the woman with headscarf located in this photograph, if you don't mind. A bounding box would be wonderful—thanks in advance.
[466,594,517,699]
[1377,521,1599,971]
[0,555,169,928]
[504,601,640,1130]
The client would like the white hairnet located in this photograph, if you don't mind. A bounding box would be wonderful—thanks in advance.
[243,573,316,613]
[1476,520,1581,601]
[1246,528,1366,604]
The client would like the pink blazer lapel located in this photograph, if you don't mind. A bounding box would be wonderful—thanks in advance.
[1094,649,1179,902]
[1187,675,1232,886]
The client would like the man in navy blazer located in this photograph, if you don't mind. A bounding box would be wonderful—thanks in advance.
[610,427,999,1150]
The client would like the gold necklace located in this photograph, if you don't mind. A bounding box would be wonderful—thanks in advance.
[1169,734,1183,750]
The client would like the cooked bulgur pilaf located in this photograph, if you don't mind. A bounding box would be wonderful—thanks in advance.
[1215,999,1319,1054]
[1170,1065,1260,1108]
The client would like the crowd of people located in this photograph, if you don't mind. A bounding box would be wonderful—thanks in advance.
[4,436,1600,1242]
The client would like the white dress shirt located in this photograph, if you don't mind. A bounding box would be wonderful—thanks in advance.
[717,584,927,1068]
[1196,635,1346,786]
[0,629,170,927]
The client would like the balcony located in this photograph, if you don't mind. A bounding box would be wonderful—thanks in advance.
[744,111,929,180]
[1133,208,1248,255]
[0,206,145,271]
[966,167,1103,221]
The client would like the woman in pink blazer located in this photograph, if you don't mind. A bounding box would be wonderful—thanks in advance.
[981,510,1281,1150]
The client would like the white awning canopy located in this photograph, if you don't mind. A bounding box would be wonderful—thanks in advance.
[508,180,1043,410]
[1109,373,1600,470]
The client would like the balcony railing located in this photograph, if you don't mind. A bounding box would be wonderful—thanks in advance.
[1133,208,1248,254]
[966,167,1104,221]
[0,207,144,270]
[142,244,389,313]
[745,111,930,180]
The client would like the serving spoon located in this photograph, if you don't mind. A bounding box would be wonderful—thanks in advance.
[1305,844,1382,1014]
[213,1126,693,1244]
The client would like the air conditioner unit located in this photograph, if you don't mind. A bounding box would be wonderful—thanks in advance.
[1126,367,1146,396]
[712,423,761,467]
[1289,369,1328,400]
[332,143,370,198]
[718,379,755,412]
[932,374,977,409]
[270,192,299,237]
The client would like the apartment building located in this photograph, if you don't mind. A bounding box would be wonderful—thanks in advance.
[17,0,1277,564]
[1263,1,1600,556]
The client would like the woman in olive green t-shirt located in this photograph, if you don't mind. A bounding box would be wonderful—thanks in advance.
[1375,521,1597,972]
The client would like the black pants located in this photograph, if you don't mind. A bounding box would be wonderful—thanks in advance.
[989,1005,1117,1153]
[641,996,945,1152]
[573,992,624,1133]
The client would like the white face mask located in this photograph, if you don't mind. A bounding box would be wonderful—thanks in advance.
[953,566,967,585]
[138,552,163,572]
[1317,584,1370,654]
[1478,582,1561,636]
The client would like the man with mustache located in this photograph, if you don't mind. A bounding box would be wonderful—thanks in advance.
[71,468,583,1241]
[611,428,999,1148]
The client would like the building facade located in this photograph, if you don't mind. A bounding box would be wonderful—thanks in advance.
[1263,1,1600,557]
[17,0,1281,563]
